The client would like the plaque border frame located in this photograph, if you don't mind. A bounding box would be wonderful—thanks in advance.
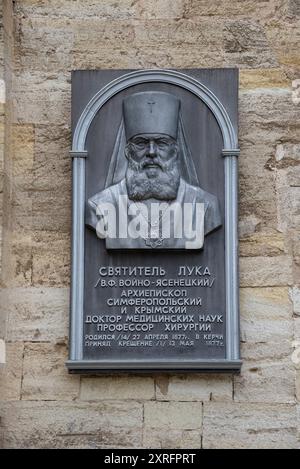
[67,69,241,372]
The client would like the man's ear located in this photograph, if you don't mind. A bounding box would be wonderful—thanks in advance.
[173,142,179,158]
[124,144,130,161]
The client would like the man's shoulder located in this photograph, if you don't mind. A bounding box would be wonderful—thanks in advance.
[183,180,222,235]
[88,180,125,208]
[183,181,218,207]
[86,180,125,230]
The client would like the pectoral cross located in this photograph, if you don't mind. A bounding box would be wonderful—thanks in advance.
[145,237,163,248]
[147,100,156,113]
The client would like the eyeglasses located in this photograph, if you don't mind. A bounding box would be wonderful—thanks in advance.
[129,137,175,152]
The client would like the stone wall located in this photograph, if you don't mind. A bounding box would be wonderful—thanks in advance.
[0,0,299,449]
[0,0,4,277]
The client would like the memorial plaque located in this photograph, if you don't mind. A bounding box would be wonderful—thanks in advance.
[67,69,241,372]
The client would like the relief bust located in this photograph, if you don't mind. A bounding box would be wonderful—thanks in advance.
[86,91,221,249]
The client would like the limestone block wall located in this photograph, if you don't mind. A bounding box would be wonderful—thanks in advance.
[0,0,4,277]
[0,0,299,449]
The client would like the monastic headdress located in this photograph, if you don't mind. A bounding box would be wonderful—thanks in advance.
[104,91,200,188]
[123,91,180,140]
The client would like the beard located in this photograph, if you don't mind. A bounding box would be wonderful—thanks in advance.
[126,157,180,201]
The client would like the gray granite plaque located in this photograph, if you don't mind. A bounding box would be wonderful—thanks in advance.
[67,69,241,372]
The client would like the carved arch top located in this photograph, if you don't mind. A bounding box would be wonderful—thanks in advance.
[72,69,238,153]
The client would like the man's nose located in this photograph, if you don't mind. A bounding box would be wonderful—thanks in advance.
[148,140,157,157]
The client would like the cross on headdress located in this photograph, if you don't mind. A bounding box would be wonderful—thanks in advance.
[147,100,156,113]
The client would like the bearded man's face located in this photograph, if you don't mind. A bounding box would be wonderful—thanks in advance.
[125,133,180,201]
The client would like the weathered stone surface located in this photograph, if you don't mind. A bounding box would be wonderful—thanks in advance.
[126,44,226,69]
[71,25,291,70]
[293,237,300,291]
[134,0,184,19]
[287,165,300,188]
[12,72,70,125]
[0,121,4,152]
[239,230,286,257]
[240,256,293,287]
[134,19,222,46]
[143,429,201,449]
[239,89,300,227]
[0,429,3,450]
[275,143,300,163]
[1,287,69,342]
[239,215,261,238]
[17,0,135,20]
[183,0,283,20]
[293,235,300,259]
[297,405,300,444]
[287,0,300,17]
[11,124,34,177]
[203,403,297,448]
[0,12,3,75]
[223,20,277,68]
[32,124,71,191]
[238,143,277,227]
[144,402,202,431]
[265,20,300,78]
[14,17,74,73]
[32,232,70,287]
[28,128,71,237]
[80,376,155,401]
[276,171,300,232]
[73,18,134,48]
[0,339,5,364]
[290,287,300,315]
[240,68,289,90]
[31,189,71,233]
[72,45,141,70]
[240,89,300,141]
[22,343,79,401]
[0,401,143,449]
[155,374,232,402]
[234,359,295,404]
[295,318,300,340]
[292,337,300,370]
[9,188,33,232]
[240,287,293,360]
[3,233,33,286]
[240,320,292,361]
[296,371,300,402]
[71,18,232,70]
[0,342,23,400]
